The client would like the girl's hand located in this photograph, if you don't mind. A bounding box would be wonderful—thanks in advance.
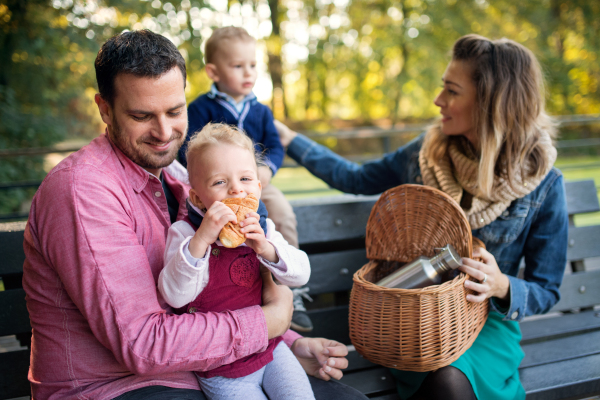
[240,212,278,263]
[459,247,510,303]
[188,202,236,258]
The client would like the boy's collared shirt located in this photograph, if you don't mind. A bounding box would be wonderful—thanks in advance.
[208,83,256,114]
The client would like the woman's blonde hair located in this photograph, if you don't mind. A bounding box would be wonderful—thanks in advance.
[423,34,557,198]
[186,123,264,184]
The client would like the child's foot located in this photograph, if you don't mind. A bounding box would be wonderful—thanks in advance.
[291,287,313,332]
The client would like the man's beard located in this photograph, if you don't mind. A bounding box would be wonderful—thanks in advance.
[109,117,186,171]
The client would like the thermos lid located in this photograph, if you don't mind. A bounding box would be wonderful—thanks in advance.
[437,244,462,270]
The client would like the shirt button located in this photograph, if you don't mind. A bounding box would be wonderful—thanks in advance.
[502,211,509,217]
[511,311,519,320]
[154,191,162,197]
[188,307,197,313]
[212,248,220,256]
[480,218,484,223]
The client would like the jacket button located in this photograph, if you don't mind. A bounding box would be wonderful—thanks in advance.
[212,248,220,256]
[511,311,519,320]
[188,307,197,313]
[416,175,422,183]
[154,191,162,197]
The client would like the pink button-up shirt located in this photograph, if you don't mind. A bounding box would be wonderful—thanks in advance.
[22,134,301,399]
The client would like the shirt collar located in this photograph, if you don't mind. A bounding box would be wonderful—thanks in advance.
[207,83,256,106]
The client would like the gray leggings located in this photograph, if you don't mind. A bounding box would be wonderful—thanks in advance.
[197,341,315,400]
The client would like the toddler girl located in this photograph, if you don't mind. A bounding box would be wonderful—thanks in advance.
[159,123,314,400]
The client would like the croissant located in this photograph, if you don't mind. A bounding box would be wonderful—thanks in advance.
[219,193,260,248]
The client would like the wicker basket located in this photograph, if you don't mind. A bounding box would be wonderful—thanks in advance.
[349,184,489,372]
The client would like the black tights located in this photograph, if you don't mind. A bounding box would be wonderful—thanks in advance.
[408,366,476,400]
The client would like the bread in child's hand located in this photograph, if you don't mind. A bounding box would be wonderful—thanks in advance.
[219,193,260,248]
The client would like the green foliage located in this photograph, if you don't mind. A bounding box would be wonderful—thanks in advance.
[1,0,600,216]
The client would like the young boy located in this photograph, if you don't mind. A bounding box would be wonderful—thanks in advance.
[180,26,313,332]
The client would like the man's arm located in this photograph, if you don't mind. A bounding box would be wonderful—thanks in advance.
[33,166,277,375]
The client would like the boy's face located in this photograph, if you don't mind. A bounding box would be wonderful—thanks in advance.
[207,40,257,102]
[189,143,262,210]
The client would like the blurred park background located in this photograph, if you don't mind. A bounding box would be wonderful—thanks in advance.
[1,0,599,225]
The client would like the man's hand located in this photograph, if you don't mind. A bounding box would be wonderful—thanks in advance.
[273,120,298,148]
[291,337,349,381]
[258,166,273,188]
[260,267,293,339]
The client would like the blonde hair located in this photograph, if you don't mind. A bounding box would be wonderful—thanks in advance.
[204,27,255,64]
[423,34,557,198]
[186,123,263,184]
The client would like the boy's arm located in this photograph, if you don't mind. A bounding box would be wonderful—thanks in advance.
[260,106,285,175]
[258,218,310,287]
[159,221,211,309]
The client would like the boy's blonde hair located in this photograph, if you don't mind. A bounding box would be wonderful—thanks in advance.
[186,123,263,184]
[204,27,255,64]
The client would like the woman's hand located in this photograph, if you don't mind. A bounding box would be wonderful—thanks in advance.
[274,119,298,148]
[459,247,510,303]
[239,212,278,263]
[291,337,349,381]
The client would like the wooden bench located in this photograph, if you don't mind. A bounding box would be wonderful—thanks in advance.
[1,180,599,400]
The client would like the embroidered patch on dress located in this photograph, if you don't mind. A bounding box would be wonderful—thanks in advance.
[230,254,260,287]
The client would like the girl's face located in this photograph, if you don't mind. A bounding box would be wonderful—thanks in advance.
[189,143,261,209]
[434,60,479,147]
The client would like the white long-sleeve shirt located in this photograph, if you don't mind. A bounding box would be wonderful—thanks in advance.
[159,217,311,309]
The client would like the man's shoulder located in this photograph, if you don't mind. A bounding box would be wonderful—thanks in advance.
[46,136,114,177]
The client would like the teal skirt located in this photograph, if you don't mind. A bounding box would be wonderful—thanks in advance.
[390,311,525,400]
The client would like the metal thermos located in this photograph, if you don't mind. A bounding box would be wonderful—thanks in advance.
[375,244,462,289]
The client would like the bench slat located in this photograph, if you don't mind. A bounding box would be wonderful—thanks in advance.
[340,366,396,397]
[551,269,600,312]
[567,225,600,261]
[295,200,375,245]
[0,230,25,276]
[521,329,600,368]
[521,309,600,344]
[565,180,600,215]
[520,353,600,400]
[305,305,350,344]
[344,350,379,373]
[0,289,30,337]
[307,249,367,295]
[0,349,31,399]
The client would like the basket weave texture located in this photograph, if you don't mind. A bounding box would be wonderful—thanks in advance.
[349,184,489,372]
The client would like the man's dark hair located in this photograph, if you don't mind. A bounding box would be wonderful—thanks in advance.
[95,30,187,105]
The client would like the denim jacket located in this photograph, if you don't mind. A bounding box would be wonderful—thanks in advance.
[288,133,568,322]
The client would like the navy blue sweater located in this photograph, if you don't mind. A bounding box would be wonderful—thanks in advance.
[180,94,284,174]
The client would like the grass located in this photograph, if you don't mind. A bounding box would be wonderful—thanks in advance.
[273,155,600,227]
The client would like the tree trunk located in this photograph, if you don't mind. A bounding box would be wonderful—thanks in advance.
[267,0,286,118]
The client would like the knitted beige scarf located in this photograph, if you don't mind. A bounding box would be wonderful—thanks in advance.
[418,130,557,229]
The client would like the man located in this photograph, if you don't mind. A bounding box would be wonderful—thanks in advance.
[22,30,366,400]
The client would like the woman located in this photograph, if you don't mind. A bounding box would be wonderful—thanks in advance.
[276,34,568,400]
